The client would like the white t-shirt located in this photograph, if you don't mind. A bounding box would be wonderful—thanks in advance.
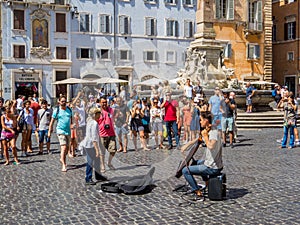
[184,85,193,98]
[76,102,86,127]
[203,129,223,169]
[16,98,23,110]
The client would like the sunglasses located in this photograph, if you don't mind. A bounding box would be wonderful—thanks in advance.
[153,102,158,104]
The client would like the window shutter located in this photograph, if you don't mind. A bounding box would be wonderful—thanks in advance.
[146,18,151,35]
[90,49,94,59]
[76,48,81,58]
[155,51,158,61]
[166,21,171,36]
[215,0,220,19]
[254,45,260,59]
[128,50,132,60]
[175,21,179,37]
[80,14,85,32]
[143,51,147,61]
[227,0,234,20]
[151,19,155,36]
[184,21,188,37]
[257,1,262,31]
[119,16,124,34]
[225,43,232,58]
[100,15,105,32]
[96,49,100,58]
[189,21,193,37]
[183,0,186,4]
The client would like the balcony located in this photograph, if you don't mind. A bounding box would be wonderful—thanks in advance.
[244,21,263,36]
[9,0,70,5]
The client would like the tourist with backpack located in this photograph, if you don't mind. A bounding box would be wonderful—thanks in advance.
[48,96,72,172]
[17,100,35,157]
[36,100,52,155]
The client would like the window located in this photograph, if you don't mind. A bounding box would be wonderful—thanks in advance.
[119,50,131,61]
[247,44,260,59]
[166,51,176,63]
[56,13,66,32]
[144,51,158,62]
[272,25,277,42]
[215,0,234,20]
[184,20,194,38]
[76,48,94,59]
[13,45,25,58]
[164,0,177,4]
[248,0,262,31]
[166,19,179,37]
[56,47,67,59]
[97,49,111,60]
[287,52,294,61]
[183,0,194,6]
[284,22,296,40]
[14,10,24,30]
[224,43,232,58]
[145,17,156,36]
[100,15,110,33]
[55,71,67,98]
[80,14,90,32]
[119,15,130,35]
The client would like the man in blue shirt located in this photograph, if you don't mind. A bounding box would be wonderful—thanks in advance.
[48,96,72,172]
[245,82,255,113]
[208,87,223,131]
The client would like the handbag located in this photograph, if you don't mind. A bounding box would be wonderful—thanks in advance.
[18,110,26,131]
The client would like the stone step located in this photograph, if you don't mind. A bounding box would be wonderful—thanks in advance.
[237,120,283,124]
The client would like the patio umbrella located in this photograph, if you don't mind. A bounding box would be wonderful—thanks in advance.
[95,77,128,84]
[52,77,95,85]
[250,81,277,85]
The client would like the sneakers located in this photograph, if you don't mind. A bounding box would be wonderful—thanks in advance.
[95,175,108,182]
[85,180,97,185]
[222,143,226,148]
[167,145,173,150]
[230,143,234,148]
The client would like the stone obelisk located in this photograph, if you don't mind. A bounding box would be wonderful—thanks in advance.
[190,0,224,81]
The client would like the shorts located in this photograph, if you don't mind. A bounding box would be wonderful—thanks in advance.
[100,136,117,153]
[38,129,50,143]
[152,121,163,132]
[221,117,234,132]
[58,134,71,146]
[78,126,86,136]
[115,125,129,136]
[246,97,252,106]
[143,124,151,134]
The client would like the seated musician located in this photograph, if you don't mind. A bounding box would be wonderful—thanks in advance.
[182,111,223,197]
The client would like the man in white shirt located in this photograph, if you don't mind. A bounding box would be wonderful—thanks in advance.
[182,111,223,198]
[16,95,23,113]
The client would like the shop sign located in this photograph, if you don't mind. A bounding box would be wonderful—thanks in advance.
[15,73,39,82]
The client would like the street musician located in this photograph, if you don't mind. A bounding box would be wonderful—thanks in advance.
[182,111,223,198]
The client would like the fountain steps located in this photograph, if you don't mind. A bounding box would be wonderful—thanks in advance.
[236,111,293,129]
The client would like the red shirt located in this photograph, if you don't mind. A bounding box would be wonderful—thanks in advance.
[164,100,178,122]
[30,101,40,124]
[97,107,115,137]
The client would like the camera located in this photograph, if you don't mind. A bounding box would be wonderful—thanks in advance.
[104,124,110,130]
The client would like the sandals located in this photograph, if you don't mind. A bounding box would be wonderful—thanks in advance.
[61,168,68,172]
[107,164,116,170]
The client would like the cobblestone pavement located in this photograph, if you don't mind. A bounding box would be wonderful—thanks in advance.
[1,128,300,224]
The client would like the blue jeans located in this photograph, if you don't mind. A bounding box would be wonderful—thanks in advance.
[38,129,50,143]
[85,147,101,182]
[182,160,222,191]
[282,125,295,148]
[165,121,179,147]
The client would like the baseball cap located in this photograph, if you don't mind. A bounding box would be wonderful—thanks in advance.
[142,97,147,101]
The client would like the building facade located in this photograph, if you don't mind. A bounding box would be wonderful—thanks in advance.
[1,0,196,101]
[272,0,299,95]
[195,0,272,83]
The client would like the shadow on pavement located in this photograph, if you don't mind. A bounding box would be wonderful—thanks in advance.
[67,163,86,170]
[20,160,46,164]
[227,188,250,199]
[234,143,254,147]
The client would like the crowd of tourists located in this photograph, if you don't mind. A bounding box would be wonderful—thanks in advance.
[2,78,297,184]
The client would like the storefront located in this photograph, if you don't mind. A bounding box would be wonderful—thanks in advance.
[12,70,42,99]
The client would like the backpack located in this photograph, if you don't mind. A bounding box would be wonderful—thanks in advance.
[55,106,72,120]
[101,167,155,195]
[17,110,26,131]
